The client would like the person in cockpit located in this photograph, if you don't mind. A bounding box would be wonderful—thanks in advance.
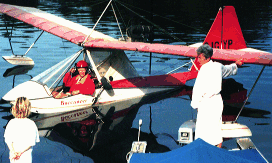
[63,60,96,96]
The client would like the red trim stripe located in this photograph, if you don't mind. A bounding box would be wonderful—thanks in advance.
[110,71,198,88]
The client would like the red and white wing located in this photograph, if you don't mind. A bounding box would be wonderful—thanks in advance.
[0,3,116,44]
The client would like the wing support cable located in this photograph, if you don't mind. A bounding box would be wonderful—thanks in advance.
[116,0,184,43]
[82,0,113,46]
[234,65,266,122]
[111,3,125,40]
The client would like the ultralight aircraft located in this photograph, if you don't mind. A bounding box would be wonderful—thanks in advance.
[0,3,271,133]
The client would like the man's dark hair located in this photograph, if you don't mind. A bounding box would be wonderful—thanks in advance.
[196,44,213,59]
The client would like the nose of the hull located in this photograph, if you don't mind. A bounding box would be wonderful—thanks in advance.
[2,80,51,102]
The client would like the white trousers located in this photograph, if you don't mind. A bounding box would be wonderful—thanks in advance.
[195,95,223,145]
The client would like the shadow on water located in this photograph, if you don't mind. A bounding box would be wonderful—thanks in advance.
[223,105,271,120]
[2,65,33,89]
[3,65,34,77]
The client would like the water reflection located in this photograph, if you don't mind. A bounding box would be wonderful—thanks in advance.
[0,0,39,7]
[3,65,34,77]
[224,105,271,119]
[30,85,192,143]
[0,78,264,162]
[29,87,189,162]
[2,65,33,89]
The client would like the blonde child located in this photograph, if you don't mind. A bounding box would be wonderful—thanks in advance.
[4,97,40,163]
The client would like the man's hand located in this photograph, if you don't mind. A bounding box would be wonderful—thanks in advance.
[10,152,22,160]
[235,59,244,67]
[14,152,22,160]
[70,67,76,73]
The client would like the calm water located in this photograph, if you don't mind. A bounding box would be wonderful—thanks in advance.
[0,0,271,162]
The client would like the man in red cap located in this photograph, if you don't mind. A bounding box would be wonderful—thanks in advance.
[63,60,95,96]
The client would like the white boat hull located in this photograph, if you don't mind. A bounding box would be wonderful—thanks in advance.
[32,95,144,136]
[222,121,252,138]
[30,87,174,114]
[178,120,252,145]
[2,55,34,65]
[2,80,175,114]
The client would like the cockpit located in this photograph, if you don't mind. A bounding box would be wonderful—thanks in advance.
[29,48,139,99]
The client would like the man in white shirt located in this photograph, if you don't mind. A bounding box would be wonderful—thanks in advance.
[191,44,243,147]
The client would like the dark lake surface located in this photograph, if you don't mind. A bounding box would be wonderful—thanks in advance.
[0,0,271,162]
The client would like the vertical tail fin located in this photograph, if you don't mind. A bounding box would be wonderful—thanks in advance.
[204,6,247,50]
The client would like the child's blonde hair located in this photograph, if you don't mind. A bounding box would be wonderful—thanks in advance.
[11,97,31,118]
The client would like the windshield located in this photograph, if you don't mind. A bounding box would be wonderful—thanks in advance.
[30,48,139,92]
[31,49,83,89]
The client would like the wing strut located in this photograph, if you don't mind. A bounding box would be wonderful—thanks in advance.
[24,30,44,56]
[234,65,266,122]
[86,50,112,90]
[86,50,102,82]
[167,60,193,74]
